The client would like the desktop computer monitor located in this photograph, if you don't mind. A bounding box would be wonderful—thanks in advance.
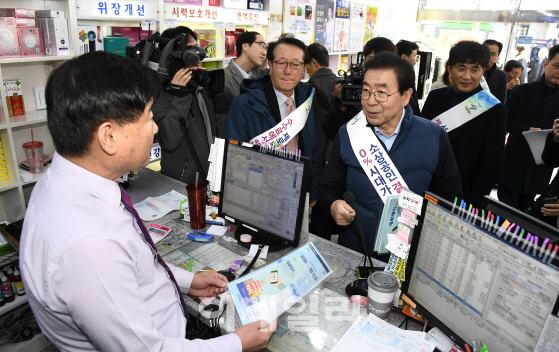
[405,193,559,352]
[218,140,310,251]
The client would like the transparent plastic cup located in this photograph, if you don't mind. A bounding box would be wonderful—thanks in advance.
[186,183,207,229]
[22,141,44,174]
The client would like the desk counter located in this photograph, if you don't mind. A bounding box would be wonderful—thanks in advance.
[128,167,423,350]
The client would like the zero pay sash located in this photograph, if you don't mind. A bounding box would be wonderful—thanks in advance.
[432,89,499,133]
[346,111,408,204]
[249,88,315,146]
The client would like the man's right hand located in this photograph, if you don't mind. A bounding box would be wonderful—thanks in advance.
[553,118,559,142]
[334,83,347,111]
[507,78,520,90]
[331,200,355,226]
[235,319,277,352]
[170,68,193,87]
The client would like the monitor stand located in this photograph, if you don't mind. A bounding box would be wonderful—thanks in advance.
[234,226,289,252]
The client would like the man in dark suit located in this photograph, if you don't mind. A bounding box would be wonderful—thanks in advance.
[528,47,549,82]
[421,41,507,209]
[483,39,508,103]
[498,44,559,212]
[514,45,528,84]
[306,43,337,107]
[396,39,420,115]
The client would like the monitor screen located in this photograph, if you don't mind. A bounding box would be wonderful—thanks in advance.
[407,194,559,352]
[219,142,308,245]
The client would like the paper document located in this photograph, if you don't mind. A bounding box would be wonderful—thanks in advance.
[162,249,206,273]
[331,314,436,352]
[134,190,187,220]
[188,243,241,270]
[228,242,332,325]
[206,225,227,236]
[523,129,552,165]
[207,138,225,192]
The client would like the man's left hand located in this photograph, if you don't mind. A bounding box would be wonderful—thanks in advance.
[542,203,559,217]
[189,271,228,297]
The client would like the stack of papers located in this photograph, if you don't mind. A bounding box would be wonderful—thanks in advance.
[134,190,187,220]
[331,314,437,352]
[207,137,225,192]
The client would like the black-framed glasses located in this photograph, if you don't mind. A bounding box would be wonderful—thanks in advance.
[273,61,304,70]
[253,41,267,50]
[359,88,399,102]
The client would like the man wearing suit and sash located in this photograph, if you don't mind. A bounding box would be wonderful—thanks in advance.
[421,41,506,210]
[319,53,462,257]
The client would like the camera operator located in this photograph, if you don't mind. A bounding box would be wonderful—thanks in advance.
[152,26,234,183]
[322,37,397,142]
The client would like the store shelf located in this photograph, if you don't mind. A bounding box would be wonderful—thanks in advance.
[0,56,74,65]
[203,57,225,62]
[9,111,48,129]
[0,295,28,317]
[0,180,18,193]
[0,333,53,352]
[21,168,48,186]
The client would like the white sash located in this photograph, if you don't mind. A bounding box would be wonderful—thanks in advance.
[346,111,408,204]
[432,89,499,133]
[249,88,315,147]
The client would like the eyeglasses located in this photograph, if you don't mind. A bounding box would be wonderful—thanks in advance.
[253,41,267,50]
[359,88,399,102]
[273,61,304,70]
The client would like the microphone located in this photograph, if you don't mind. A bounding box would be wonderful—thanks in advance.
[343,191,374,269]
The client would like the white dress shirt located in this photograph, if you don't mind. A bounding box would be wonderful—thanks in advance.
[231,59,252,80]
[20,152,242,352]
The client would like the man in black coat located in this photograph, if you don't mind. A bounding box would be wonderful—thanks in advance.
[396,39,421,115]
[498,45,559,212]
[421,41,507,210]
[483,40,508,103]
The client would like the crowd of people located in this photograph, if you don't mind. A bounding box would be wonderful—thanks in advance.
[19,26,559,351]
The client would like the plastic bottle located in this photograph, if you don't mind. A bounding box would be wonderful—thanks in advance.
[1,265,8,277]
[6,268,15,294]
[0,288,5,307]
[12,268,24,296]
[0,274,14,303]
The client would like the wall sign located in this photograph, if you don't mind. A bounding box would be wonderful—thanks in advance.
[165,4,269,24]
[76,0,159,20]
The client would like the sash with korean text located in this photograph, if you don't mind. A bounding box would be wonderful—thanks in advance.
[249,89,315,146]
[432,89,499,133]
[346,111,408,204]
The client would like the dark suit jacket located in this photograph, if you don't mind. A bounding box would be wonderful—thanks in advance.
[308,68,337,107]
[528,58,546,83]
[499,76,559,195]
[421,86,507,209]
[484,65,508,103]
[409,87,420,116]
[514,55,528,84]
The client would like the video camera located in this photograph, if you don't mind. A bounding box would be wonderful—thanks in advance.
[332,52,364,106]
[126,32,225,95]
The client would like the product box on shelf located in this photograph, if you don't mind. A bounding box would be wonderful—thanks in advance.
[35,10,65,18]
[223,0,247,9]
[110,26,151,46]
[104,37,129,57]
[36,17,70,56]
[163,0,219,5]
[77,25,104,55]
[15,18,35,27]
[17,27,44,57]
[225,28,245,57]
[197,29,216,58]
[248,0,263,10]
[0,17,20,58]
[4,79,25,117]
[0,9,35,18]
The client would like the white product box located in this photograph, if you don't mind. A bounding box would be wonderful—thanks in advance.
[36,17,69,56]
[35,10,65,18]
[0,17,20,58]
[77,25,104,55]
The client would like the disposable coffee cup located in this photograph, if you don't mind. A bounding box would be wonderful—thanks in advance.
[367,271,399,320]
[22,141,44,174]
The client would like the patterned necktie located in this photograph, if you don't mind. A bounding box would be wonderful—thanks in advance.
[285,97,299,151]
[118,183,190,322]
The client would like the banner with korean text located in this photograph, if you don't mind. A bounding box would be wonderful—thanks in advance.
[346,111,407,203]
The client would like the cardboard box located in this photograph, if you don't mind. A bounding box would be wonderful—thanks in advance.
[0,17,20,58]
[15,18,35,27]
[17,27,44,57]
[77,25,104,55]
[104,37,129,57]
[35,10,65,18]
[0,173,7,182]
[0,161,5,168]
[0,9,35,18]
[0,148,4,155]
[0,167,6,174]
[4,79,25,116]
[36,17,70,56]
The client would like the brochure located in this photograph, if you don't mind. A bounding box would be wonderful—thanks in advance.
[228,242,332,325]
[375,195,401,254]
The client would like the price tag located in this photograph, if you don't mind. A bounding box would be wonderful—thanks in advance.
[254,23,263,31]
[225,22,235,31]
[214,22,224,29]
[141,19,156,30]
[398,189,423,215]
[385,235,411,260]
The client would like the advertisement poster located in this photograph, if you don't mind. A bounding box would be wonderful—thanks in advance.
[363,6,378,46]
[332,0,350,52]
[314,0,335,52]
[284,0,316,45]
[349,2,365,53]
[228,243,332,325]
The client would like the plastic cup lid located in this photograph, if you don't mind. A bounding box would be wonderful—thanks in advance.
[22,141,44,149]
[368,271,399,293]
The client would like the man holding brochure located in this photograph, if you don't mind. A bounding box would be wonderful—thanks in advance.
[421,41,507,209]
[318,53,462,257]
[223,34,319,204]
